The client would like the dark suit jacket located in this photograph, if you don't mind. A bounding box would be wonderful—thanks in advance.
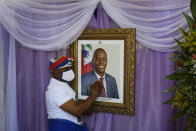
[81,71,119,99]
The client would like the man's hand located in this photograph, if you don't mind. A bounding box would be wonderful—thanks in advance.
[90,80,103,98]
[60,80,103,117]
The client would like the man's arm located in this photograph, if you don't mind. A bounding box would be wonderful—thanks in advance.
[60,80,103,117]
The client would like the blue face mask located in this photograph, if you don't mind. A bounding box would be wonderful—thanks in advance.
[62,69,75,82]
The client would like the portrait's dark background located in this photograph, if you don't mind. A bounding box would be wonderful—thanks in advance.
[1,3,186,131]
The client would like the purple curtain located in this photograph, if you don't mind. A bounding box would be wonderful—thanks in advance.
[15,5,185,131]
[83,5,182,131]
[1,25,9,70]
[15,15,97,131]
[0,24,9,131]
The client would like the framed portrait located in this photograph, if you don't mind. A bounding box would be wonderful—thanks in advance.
[69,28,135,115]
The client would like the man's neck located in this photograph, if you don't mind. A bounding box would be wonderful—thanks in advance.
[94,71,105,78]
[52,76,69,83]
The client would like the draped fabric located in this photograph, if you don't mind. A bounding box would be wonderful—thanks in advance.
[101,0,190,52]
[15,16,97,131]
[5,36,18,131]
[0,0,99,51]
[15,44,71,131]
[83,6,182,131]
[13,5,186,131]
[0,25,10,131]
[0,0,189,131]
[0,25,6,131]
[0,0,190,52]
[15,43,52,131]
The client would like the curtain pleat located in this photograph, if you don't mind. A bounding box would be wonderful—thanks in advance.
[5,36,18,131]
[0,0,190,52]
[0,24,6,131]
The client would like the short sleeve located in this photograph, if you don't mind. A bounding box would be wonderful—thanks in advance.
[50,86,75,107]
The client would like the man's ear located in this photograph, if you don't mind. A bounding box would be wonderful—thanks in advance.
[51,69,62,79]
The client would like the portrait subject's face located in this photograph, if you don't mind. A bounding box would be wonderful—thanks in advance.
[93,49,107,76]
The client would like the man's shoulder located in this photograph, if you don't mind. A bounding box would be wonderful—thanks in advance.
[105,73,114,78]
[105,73,116,81]
[82,71,95,78]
[47,78,71,90]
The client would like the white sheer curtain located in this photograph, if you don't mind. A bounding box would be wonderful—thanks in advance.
[0,0,190,52]
[5,36,18,131]
[0,25,6,131]
[0,0,99,51]
[101,0,190,52]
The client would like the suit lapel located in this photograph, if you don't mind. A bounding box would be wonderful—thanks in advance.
[91,71,98,82]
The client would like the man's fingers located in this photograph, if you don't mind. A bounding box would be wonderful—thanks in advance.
[94,80,101,85]
[99,84,104,91]
[90,83,94,91]
[97,80,103,86]
[90,80,104,92]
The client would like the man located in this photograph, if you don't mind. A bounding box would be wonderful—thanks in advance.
[82,48,119,99]
[45,56,103,131]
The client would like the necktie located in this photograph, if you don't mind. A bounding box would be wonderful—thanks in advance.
[100,77,106,97]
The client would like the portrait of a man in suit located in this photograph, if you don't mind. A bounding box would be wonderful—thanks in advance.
[81,48,119,99]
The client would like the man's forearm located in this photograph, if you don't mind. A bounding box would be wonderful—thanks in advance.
[60,81,102,117]
[74,95,96,116]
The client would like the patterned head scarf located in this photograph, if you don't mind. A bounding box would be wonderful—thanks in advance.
[50,56,74,70]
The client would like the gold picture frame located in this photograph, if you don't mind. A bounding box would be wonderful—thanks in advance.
[69,28,135,115]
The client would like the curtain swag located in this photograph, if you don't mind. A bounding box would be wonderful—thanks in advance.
[0,0,191,51]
